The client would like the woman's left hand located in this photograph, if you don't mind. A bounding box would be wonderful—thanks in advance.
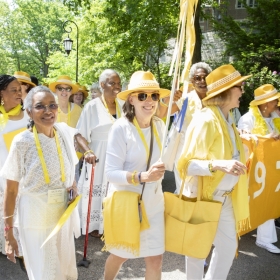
[67,181,78,205]
[212,160,247,176]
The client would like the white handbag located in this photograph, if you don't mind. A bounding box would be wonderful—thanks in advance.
[162,97,188,171]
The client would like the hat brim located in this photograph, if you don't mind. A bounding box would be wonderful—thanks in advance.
[49,82,79,94]
[81,90,89,99]
[117,87,170,100]
[203,75,252,101]
[17,78,36,88]
[250,92,280,106]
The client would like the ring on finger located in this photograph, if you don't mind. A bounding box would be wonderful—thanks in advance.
[233,169,238,174]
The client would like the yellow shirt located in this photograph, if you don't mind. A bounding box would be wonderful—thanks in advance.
[57,103,82,128]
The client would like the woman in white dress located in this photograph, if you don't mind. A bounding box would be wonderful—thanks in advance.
[0,75,29,257]
[103,71,169,280]
[75,69,123,238]
[177,64,250,280]
[173,62,212,192]
[1,86,80,280]
[238,84,280,254]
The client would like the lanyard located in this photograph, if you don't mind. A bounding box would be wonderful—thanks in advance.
[33,126,65,184]
[58,102,71,125]
[133,117,162,162]
[101,95,121,122]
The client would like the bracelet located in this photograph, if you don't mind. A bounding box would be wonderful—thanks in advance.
[84,150,94,156]
[131,170,138,186]
[2,214,14,219]
[138,172,143,184]
[4,226,13,232]
[208,160,216,173]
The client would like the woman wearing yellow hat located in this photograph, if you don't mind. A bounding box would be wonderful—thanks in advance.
[177,64,251,280]
[238,84,280,254]
[13,71,36,101]
[69,83,88,107]
[103,70,169,279]
[49,76,82,128]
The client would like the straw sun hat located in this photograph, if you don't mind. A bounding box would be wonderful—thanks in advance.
[76,83,89,99]
[249,84,280,106]
[49,75,79,94]
[14,71,36,87]
[118,71,170,100]
[203,64,252,101]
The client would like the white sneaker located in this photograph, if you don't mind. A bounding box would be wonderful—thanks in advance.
[256,241,280,254]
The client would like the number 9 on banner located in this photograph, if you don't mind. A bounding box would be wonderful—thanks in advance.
[254,161,266,199]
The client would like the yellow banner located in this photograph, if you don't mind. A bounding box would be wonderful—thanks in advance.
[241,137,280,235]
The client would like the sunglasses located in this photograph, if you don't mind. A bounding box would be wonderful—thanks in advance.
[33,103,59,111]
[131,92,160,102]
[193,75,207,82]
[56,86,72,92]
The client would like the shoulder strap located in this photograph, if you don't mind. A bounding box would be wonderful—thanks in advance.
[140,119,154,201]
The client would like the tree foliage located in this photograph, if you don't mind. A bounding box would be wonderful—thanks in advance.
[0,0,72,80]
[210,0,280,113]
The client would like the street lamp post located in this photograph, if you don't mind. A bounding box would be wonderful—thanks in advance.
[63,20,79,82]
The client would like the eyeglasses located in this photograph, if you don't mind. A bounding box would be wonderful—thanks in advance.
[56,86,72,92]
[131,92,160,102]
[193,75,207,82]
[33,103,59,111]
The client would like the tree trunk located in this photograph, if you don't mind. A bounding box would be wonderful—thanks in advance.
[192,1,202,64]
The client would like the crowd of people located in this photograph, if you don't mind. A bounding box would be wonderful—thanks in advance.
[0,63,279,280]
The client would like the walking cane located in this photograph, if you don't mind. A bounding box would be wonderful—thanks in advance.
[78,159,98,268]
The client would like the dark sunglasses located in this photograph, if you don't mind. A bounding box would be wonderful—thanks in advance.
[33,103,59,111]
[193,75,207,82]
[131,92,160,102]
[56,86,72,92]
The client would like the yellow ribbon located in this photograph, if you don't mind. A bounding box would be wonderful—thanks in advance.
[33,126,65,184]
[250,106,280,135]
[101,94,121,121]
[133,117,162,162]
[0,104,22,131]
[57,102,71,126]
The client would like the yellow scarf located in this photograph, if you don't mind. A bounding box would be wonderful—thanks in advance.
[0,104,22,131]
[177,106,250,233]
[102,191,150,256]
[250,106,280,135]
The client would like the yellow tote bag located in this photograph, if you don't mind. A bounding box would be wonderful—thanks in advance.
[164,177,222,259]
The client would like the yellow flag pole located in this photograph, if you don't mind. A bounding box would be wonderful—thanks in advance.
[161,0,199,158]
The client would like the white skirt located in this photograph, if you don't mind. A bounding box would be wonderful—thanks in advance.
[108,182,165,259]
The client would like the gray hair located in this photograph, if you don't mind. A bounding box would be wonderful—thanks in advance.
[24,85,55,111]
[90,82,101,93]
[98,69,119,92]
[189,62,212,80]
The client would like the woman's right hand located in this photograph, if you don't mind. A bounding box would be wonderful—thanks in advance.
[142,160,165,182]
[84,152,98,166]
[212,160,247,176]
[5,231,19,263]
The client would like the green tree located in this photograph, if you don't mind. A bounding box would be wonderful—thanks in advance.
[209,0,280,113]
[0,0,72,81]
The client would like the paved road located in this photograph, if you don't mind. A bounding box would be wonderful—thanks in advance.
[1,171,280,279]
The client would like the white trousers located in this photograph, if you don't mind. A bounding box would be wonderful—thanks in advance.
[257,219,277,244]
[185,196,237,280]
